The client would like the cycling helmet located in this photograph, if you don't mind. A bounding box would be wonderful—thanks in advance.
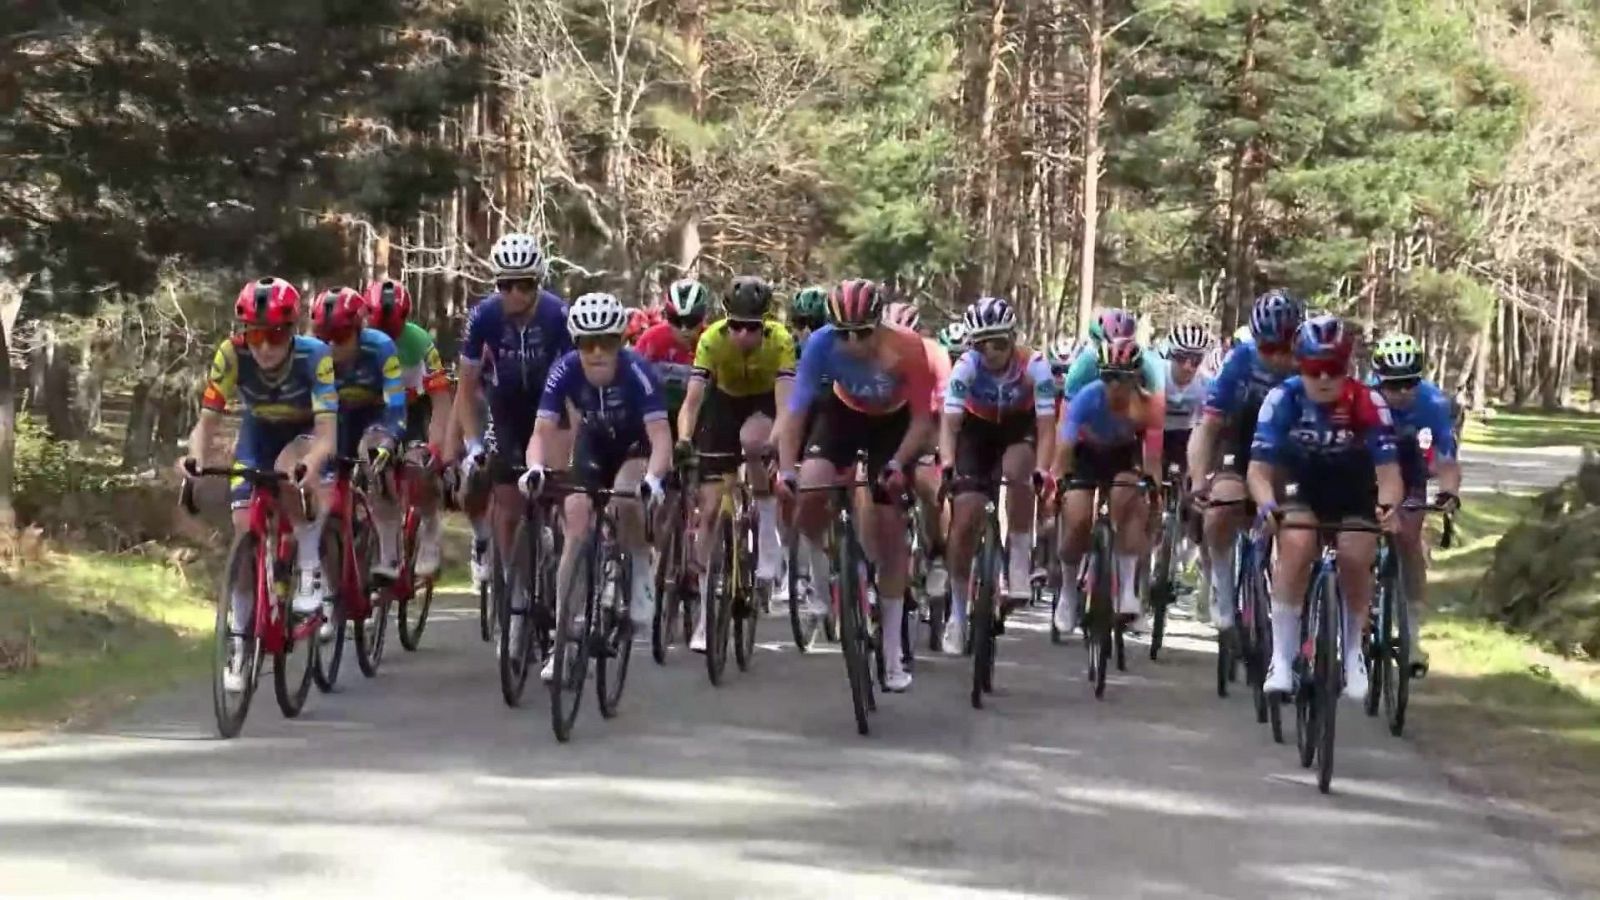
[663,279,710,317]
[725,275,773,321]
[363,278,411,338]
[1166,323,1213,355]
[1089,308,1137,342]
[1098,337,1144,374]
[827,279,883,328]
[1372,332,1424,380]
[490,232,546,280]
[1045,335,1079,373]
[884,301,921,331]
[235,277,301,328]
[1250,289,1304,346]
[937,321,968,351]
[568,292,630,338]
[963,296,1017,339]
[1294,314,1353,364]
[310,287,366,339]
[790,286,827,321]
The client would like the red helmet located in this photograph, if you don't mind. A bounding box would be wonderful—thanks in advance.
[363,278,411,337]
[624,306,661,345]
[827,279,882,328]
[234,277,300,328]
[1094,308,1138,341]
[311,287,366,340]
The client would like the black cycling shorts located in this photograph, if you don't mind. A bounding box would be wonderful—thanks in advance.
[337,406,385,460]
[1162,429,1190,478]
[488,395,569,486]
[695,390,776,476]
[1280,454,1378,524]
[802,391,910,487]
[1068,441,1139,490]
[404,394,432,445]
[573,428,649,493]
[953,412,1036,491]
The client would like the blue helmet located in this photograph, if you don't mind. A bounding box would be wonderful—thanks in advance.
[1294,314,1353,364]
[1250,289,1304,346]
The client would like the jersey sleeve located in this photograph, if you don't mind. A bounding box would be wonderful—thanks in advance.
[1060,385,1098,445]
[1359,387,1399,465]
[789,329,829,413]
[625,352,668,423]
[1205,347,1246,417]
[690,326,716,382]
[1423,385,1458,460]
[891,329,937,416]
[944,353,976,415]
[1064,347,1098,397]
[1248,384,1292,464]
[537,353,575,421]
[540,293,574,359]
[201,340,238,412]
[460,301,490,367]
[377,334,406,437]
[308,343,339,417]
[1027,355,1059,417]
[775,327,797,380]
[1142,350,1166,394]
[1140,389,1165,461]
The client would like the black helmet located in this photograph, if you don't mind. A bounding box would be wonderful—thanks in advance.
[726,275,773,321]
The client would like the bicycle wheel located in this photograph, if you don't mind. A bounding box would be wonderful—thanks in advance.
[1218,533,1247,698]
[651,514,679,664]
[705,511,735,686]
[498,517,538,707]
[397,510,434,651]
[1247,563,1273,727]
[1149,496,1179,661]
[595,518,634,718]
[787,531,822,651]
[352,505,388,678]
[972,518,1002,707]
[1316,570,1342,794]
[214,532,260,738]
[272,566,315,719]
[1386,561,1412,737]
[476,538,492,642]
[1088,520,1115,700]
[311,523,347,693]
[1365,568,1389,719]
[550,530,597,743]
[733,511,758,673]
[836,525,874,735]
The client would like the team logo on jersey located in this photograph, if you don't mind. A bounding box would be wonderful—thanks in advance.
[315,355,335,386]
[382,356,402,380]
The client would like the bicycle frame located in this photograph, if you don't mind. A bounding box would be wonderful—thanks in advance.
[327,457,372,621]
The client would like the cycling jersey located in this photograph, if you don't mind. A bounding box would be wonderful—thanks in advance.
[1164,368,1210,432]
[1064,343,1166,398]
[202,335,338,424]
[691,319,796,398]
[923,337,952,417]
[1370,378,1457,462]
[393,321,450,402]
[538,348,667,450]
[1061,380,1163,459]
[945,347,1058,421]
[331,328,407,441]
[460,290,572,406]
[791,324,937,417]
[1204,341,1287,420]
[1250,377,1398,468]
[633,321,698,409]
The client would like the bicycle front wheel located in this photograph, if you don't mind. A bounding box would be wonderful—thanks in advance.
[836,526,873,735]
[704,511,735,686]
[787,531,821,651]
[550,532,597,743]
[971,517,1002,708]
[1316,570,1342,794]
[595,518,634,719]
[1385,556,1412,737]
[272,573,315,719]
[499,518,539,707]
[214,532,261,738]
[311,522,347,693]
[1150,497,1179,661]
[651,513,679,664]
[733,510,758,673]
[397,509,434,651]
[1088,520,1115,700]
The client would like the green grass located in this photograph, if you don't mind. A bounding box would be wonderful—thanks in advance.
[1462,407,1600,450]
[0,551,211,729]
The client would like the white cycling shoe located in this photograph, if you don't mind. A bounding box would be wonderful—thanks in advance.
[1263,659,1294,695]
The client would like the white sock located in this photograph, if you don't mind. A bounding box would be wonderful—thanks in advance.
[421,511,441,545]
[1271,603,1301,671]
[801,534,830,586]
[1343,610,1364,672]
[1059,560,1083,612]
[950,577,969,625]
[881,595,905,670]
[294,516,323,571]
[757,496,781,554]
[1008,533,1032,589]
[469,515,490,547]
[1115,553,1140,613]
[1210,551,1238,627]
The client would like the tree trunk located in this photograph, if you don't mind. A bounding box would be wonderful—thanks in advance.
[1076,0,1104,338]
[121,376,156,471]
[673,0,706,277]
[0,286,19,534]
[1221,12,1263,331]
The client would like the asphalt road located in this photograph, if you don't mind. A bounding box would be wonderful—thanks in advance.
[1459,444,1580,494]
[0,591,1578,897]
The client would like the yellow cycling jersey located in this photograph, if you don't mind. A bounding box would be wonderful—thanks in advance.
[691,319,797,398]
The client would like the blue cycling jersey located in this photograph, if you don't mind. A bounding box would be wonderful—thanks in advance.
[1205,341,1290,420]
[331,328,406,440]
[1369,378,1457,462]
[202,335,338,425]
[538,348,667,449]
[1251,377,1398,467]
[460,290,572,405]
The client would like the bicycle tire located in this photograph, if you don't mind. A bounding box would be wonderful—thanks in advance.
[477,538,492,642]
[272,566,315,719]
[705,511,734,686]
[651,515,678,664]
[1316,568,1341,794]
[1089,519,1114,700]
[836,522,873,735]
[1248,563,1272,726]
[733,511,757,673]
[1387,556,1411,737]
[1150,496,1178,660]
[550,530,597,743]
[397,510,434,652]
[787,532,822,651]
[499,518,538,707]
[311,523,347,693]
[214,532,260,738]
[1366,564,1388,719]
[595,518,634,718]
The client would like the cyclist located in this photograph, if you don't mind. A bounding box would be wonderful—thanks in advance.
[363,278,453,576]
[1187,289,1303,639]
[775,278,939,692]
[1252,315,1402,700]
[1063,309,1166,398]
[183,278,337,692]
[1370,332,1460,677]
[887,300,954,603]
[635,278,711,438]
[678,276,794,651]
[1162,323,1214,473]
[937,321,968,364]
[939,297,1057,651]
[448,232,573,584]
[1049,338,1163,635]
[523,292,672,681]
[789,286,828,358]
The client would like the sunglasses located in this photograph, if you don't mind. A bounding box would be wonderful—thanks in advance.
[315,326,357,345]
[836,327,874,343]
[1299,360,1346,380]
[243,327,293,347]
[727,319,764,334]
[1100,370,1137,384]
[1171,351,1203,366]
[976,336,1013,353]
[667,313,705,330]
[791,317,821,331]
[1257,341,1292,356]
[577,335,623,353]
[1379,377,1421,391]
[497,279,538,295]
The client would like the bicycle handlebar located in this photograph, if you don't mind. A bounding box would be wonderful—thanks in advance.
[179,463,308,518]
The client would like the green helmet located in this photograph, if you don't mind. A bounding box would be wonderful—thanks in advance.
[1372,332,1423,380]
[790,286,827,320]
[937,321,968,353]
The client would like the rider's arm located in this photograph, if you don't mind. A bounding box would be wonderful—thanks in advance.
[1062,347,1097,398]
[644,418,672,482]
[453,306,490,454]
[301,350,340,473]
[421,340,454,450]
[889,333,938,470]
[529,354,573,469]
[771,332,796,430]
[1425,386,1462,496]
[1030,355,1059,467]
[1245,460,1276,511]
[1244,383,1290,510]
[1189,350,1242,485]
[630,352,672,481]
[1139,396,1163,478]
[680,328,714,440]
[378,338,407,442]
[778,330,827,472]
[1363,386,1405,510]
[190,341,237,467]
[939,354,974,470]
[1052,390,1092,480]
[1187,414,1221,485]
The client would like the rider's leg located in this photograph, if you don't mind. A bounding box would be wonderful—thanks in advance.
[1337,527,1379,698]
[1110,472,1151,616]
[1203,473,1247,628]
[1056,487,1095,633]
[741,412,782,580]
[1001,441,1037,602]
[277,433,331,616]
[361,427,403,580]
[865,488,913,689]
[611,456,654,627]
[913,456,947,595]
[1266,507,1317,692]
[947,490,985,642]
[1395,505,1429,667]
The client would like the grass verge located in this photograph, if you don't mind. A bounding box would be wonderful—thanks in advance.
[1462,407,1600,451]
[0,550,211,731]
[1418,491,1600,891]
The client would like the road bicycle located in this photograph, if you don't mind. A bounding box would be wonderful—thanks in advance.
[389,442,442,652]
[1365,501,1455,738]
[1056,475,1154,700]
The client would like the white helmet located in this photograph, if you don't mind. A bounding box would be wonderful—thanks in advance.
[1167,323,1214,354]
[962,296,1017,339]
[490,232,547,280]
[1046,335,1079,371]
[567,292,629,338]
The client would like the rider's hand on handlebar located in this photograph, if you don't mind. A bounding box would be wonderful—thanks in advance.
[1376,502,1399,533]
[178,456,201,480]
[518,465,547,498]
[672,439,696,469]
[1434,491,1461,515]
[876,459,907,496]
[776,470,798,501]
[1252,500,1279,536]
